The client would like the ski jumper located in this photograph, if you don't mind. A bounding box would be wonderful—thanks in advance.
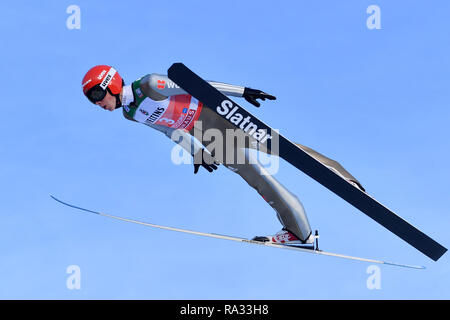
[121,73,313,241]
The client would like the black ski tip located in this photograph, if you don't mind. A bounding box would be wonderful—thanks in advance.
[50,194,70,207]
[50,195,102,216]
[168,62,187,76]
[169,62,185,67]
[50,194,60,202]
[430,246,447,262]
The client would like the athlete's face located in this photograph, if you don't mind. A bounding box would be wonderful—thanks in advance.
[95,91,116,111]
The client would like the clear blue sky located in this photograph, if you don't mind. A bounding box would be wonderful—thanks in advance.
[0,0,449,299]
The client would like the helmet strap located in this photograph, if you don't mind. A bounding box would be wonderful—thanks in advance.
[106,87,123,109]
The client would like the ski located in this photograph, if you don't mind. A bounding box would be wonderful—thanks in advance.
[51,195,425,269]
[167,63,447,262]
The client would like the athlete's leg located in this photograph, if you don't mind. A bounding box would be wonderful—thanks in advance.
[224,148,312,241]
[189,108,312,241]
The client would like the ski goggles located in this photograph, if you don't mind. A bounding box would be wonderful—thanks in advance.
[85,85,107,104]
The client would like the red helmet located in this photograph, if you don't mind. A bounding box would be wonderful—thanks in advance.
[82,65,124,104]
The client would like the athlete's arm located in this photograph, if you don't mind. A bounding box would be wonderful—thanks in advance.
[140,73,275,107]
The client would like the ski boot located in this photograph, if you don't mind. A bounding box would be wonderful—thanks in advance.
[252,228,318,250]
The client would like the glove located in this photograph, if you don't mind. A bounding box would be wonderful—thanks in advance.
[243,87,276,107]
[193,148,220,174]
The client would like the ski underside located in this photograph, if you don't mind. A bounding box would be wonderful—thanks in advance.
[51,196,425,269]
